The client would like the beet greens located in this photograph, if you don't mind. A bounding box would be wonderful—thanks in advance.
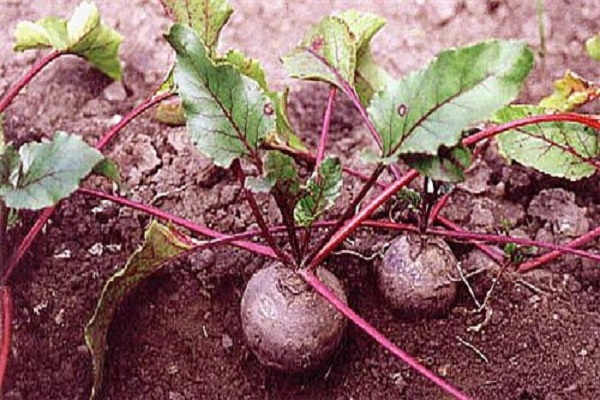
[1,1,600,399]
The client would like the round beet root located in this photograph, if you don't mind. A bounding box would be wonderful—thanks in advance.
[377,234,457,318]
[241,264,347,373]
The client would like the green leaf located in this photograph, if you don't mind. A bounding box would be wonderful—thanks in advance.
[282,16,356,88]
[85,221,193,400]
[92,158,121,186]
[294,157,342,227]
[13,2,123,79]
[0,132,103,210]
[539,70,600,111]
[355,45,391,106]
[219,49,269,91]
[368,40,533,159]
[494,105,598,180]
[586,33,600,61]
[161,0,233,55]
[337,10,385,58]
[267,89,306,151]
[248,151,300,195]
[166,24,275,168]
[0,146,19,189]
[405,145,472,183]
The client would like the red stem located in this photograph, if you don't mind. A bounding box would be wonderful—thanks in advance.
[366,220,600,263]
[315,87,337,166]
[299,269,471,400]
[0,51,65,114]
[0,286,12,393]
[307,170,421,270]
[95,92,174,149]
[518,225,600,271]
[436,216,504,263]
[77,188,277,258]
[231,161,293,264]
[2,92,174,284]
[463,113,600,146]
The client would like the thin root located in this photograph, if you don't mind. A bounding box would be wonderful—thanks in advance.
[451,262,482,309]
[468,306,493,333]
[456,335,489,363]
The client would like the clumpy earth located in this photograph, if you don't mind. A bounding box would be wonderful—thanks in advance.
[1,0,600,399]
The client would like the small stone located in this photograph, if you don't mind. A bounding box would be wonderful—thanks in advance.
[103,81,127,102]
[168,392,185,400]
[221,333,233,349]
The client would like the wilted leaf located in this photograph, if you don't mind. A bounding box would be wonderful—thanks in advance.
[166,24,275,168]
[0,132,103,210]
[267,89,306,151]
[494,105,598,180]
[368,40,533,159]
[294,157,342,227]
[355,45,391,106]
[337,10,385,58]
[405,145,472,183]
[539,70,600,111]
[85,221,193,400]
[161,0,233,55]
[586,33,600,61]
[282,16,356,88]
[154,98,186,126]
[13,2,123,79]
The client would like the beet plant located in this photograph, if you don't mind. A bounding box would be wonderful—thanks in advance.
[2,1,600,399]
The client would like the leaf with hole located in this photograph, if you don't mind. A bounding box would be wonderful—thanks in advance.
[294,157,342,227]
[161,0,233,55]
[13,2,123,79]
[85,221,194,400]
[166,24,275,168]
[0,132,103,210]
[219,50,306,151]
[368,40,533,160]
[282,16,356,88]
[494,105,599,180]
[539,70,600,111]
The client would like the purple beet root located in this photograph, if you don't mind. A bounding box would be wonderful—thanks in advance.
[377,234,457,319]
[241,264,347,373]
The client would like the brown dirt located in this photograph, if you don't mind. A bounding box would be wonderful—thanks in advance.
[1,1,600,399]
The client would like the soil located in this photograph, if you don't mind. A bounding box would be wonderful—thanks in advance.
[1,0,600,399]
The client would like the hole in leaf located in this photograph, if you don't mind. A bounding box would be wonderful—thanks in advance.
[397,104,408,117]
[311,36,325,52]
[263,104,274,116]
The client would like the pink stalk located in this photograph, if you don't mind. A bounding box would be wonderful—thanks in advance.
[366,220,600,263]
[299,268,471,400]
[77,188,277,259]
[2,92,174,283]
[307,170,421,270]
[463,113,600,146]
[95,92,174,149]
[315,87,337,166]
[0,286,11,393]
[0,50,64,113]
[518,225,600,271]
[436,216,504,263]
